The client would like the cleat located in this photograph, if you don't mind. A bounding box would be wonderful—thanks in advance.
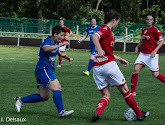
[137,111,150,121]
[69,58,73,65]
[91,113,101,122]
[59,110,74,117]
[131,92,136,96]
[57,65,61,68]
[14,96,22,112]
[82,71,89,76]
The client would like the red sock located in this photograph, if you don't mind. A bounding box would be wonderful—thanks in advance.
[95,97,109,117]
[123,91,143,117]
[156,73,165,83]
[63,56,70,61]
[131,74,138,93]
[59,56,62,65]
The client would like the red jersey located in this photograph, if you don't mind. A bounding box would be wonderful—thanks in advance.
[141,26,163,54]
[61,26,71,42]
[93,24,116,66]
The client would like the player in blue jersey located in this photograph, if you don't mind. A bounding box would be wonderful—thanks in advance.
[78,18,100,76]
[14,26,74,117]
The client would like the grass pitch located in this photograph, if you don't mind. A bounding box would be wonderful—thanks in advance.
[0,46,165,125]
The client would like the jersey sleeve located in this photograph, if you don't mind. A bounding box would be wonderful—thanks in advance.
[95,28,108,40]
[154,28,163,42]
[65,27,71,33]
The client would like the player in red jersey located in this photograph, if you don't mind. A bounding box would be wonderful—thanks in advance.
[91,10,150,122]
[130,13,165,96]
[57,17,73,67]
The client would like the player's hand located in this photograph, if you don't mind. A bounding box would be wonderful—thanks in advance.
[65,36,69,39]
[150,50,156,58]
[78,40,81,43]
[97,49,105,57]
[62,42,69,46]
[135,47,139,55]
[118,58,129,66]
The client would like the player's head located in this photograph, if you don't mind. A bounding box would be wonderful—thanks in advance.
[90,18,97,27]
[104,10,120,30]
[146,13,155,27]
[52,25,65,43]
[59,17,65,26]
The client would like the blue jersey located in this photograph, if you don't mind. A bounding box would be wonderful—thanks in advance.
[35,36,59,72]
[86,25,100,49]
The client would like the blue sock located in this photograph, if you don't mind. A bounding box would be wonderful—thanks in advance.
[21,94,44,103]
[53,90,64,114]
[87,59,94,72]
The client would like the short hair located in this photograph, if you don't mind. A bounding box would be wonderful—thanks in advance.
[59,17,66,21]
[104,10,120,24]
[90,18,96,22]
[52,25,65,36]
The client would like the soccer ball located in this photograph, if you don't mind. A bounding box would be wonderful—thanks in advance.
[124,107,137,121]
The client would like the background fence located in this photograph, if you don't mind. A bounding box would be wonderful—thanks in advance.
[1,17,165,38]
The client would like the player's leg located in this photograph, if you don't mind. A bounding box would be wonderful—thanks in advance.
[147,54,165,83]
[59,44,73,65]
[117,84,150,121]
[92,87,110,122]
[14,86,49,112]
[152,71,165,83]
[21,86,49,103]
[92,64,110,122]
[57,51,63,67]
[48,79,74,117]
[83,47,95,76]
[131,64,143,95]
[63,54,73,64]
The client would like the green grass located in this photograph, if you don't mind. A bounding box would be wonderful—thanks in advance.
[0,46,165,125]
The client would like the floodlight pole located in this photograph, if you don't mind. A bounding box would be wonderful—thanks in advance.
[147,0,149,14]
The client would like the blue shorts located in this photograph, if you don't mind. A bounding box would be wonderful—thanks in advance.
[35,67,57,88]
[90,47,96,55]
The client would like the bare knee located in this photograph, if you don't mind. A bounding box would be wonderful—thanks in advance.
[40,93,50,101]
[133,68,140,74]
[132,64,143,74]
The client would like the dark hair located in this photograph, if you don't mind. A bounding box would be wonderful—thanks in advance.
[59,17,66,21]
[52,25,65,36]
[104,10,120,24]
[146,13,155,25]
[90,18,96,22]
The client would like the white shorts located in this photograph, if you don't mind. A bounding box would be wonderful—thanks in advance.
[59,43,66,51]
[93,61,126,91]
[135,52,159,71]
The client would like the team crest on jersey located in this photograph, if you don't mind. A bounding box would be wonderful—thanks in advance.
[144,30,147,34]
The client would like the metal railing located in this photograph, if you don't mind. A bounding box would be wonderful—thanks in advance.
[0,31,143,52]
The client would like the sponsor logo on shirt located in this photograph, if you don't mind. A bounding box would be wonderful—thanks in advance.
[94,56,108,62]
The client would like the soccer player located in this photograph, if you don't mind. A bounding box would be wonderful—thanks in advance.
[78,18,100,76]
[91,10,150,122]
[57,17,73,68]
[15,26,74,117]
[130,13,165,96]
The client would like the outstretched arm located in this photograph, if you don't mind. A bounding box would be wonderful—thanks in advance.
[78,32,88,43]
[42,42,69,52]
[114,55,129,66]
[65,31,73,39]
